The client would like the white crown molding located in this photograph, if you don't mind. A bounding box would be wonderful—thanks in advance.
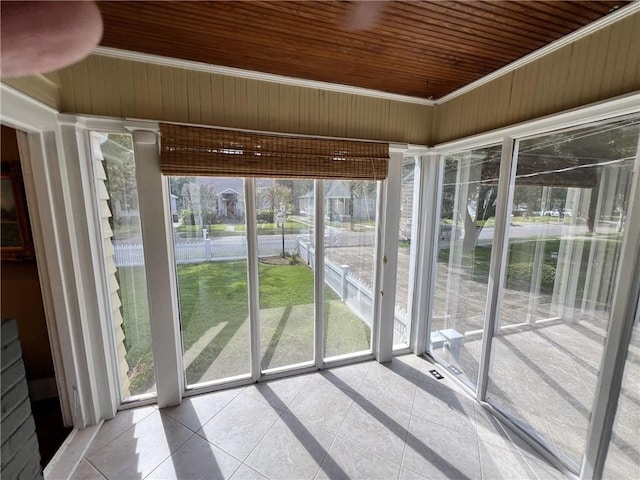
[433,91,640,153]
[91,2,637,108]
[92,46,436,106]
[0,83,59,131]
[436,2,640,105]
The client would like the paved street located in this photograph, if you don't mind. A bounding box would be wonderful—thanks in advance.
[114,218,619,321]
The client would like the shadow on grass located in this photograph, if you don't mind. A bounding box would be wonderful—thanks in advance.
[261,305,293,370]
[186,317,247,384]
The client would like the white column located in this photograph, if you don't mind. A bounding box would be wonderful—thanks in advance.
[314,179,325,368]
[245,178,261,381]
[132,129,183,408]
[412,153,442,356]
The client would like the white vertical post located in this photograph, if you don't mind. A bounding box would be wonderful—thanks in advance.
[412,153,442,356]
[245,178,261,381]
[340,265,350,300]
[314,180,325,368]
[371,178,385,361]
[403,156,420,349]
[132,130,183,408]
[17,129,79,426]
[376,149,403,362]
[477,138,516,400]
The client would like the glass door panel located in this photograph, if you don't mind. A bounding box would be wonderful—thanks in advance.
[602,312,640,480]
[429,145,502,389]
[394,157,418,349]
[256,179,315,371]
[487,117,640,465]
[323,180,377,359]
[170,176,251,387]
[92,132,157,400]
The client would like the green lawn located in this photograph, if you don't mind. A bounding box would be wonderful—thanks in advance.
[176,224,244,237]
[437,236,622,294]
[118,260,369,394]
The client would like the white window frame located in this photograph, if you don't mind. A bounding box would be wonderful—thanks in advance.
[0,86,123,427]
[419,92,640,477]
[91,119,420,404]
[6,76,637,480]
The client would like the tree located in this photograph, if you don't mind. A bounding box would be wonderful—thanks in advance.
[516,119,639,232]
[170,176,195,211]
[258,183,292,218]
[100,134,140,236]
[182,182,217,228]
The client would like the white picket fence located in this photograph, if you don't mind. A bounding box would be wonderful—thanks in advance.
[296,239,409,344]
[114,237,298,266]
[114,237,409,344]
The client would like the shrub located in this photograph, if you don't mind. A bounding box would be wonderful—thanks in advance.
[257,210,274,223]
[506,262,556,292]
[540,264,556,291]
[180,209,195,225]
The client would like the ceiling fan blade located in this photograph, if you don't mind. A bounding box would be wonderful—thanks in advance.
[343,1,386,31]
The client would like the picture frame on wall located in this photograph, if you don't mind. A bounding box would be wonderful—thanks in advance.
[1,163,34,262]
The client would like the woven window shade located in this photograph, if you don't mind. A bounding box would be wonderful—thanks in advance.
[159,124,388,180]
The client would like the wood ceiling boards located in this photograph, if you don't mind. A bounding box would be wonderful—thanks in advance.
[97,1,629,100]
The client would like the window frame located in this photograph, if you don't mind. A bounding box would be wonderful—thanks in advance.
[97,122,416,404]
[424,96,640,476]
[6,77,637,480]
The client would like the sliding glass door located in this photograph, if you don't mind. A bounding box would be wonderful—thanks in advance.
[428,115,640,473]
[429,145,502,389]
[486,117,640,466]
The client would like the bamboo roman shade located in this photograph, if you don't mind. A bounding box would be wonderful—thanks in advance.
[159,124,388,180]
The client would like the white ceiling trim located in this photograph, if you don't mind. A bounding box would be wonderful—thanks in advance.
[92,46,435,106]
[92,1,638,107]
[437,1,640,104]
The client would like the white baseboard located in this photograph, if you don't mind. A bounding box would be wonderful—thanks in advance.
[43,422,102,480]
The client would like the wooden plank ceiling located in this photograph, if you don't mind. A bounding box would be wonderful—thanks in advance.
[97,1,628,99]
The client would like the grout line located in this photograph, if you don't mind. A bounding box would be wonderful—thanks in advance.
[168,387,243,433]
[84,458,108,480]
[87,406,157,458]
[142,431,197,480]
[398,385,419,479]
[240,409,286,470]
[225,460,243,480]
[473,402,486,480]
[332,388,357,444]
[314,431,337,480]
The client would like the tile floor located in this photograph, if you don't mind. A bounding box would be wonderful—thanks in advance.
[70,355,567,480]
